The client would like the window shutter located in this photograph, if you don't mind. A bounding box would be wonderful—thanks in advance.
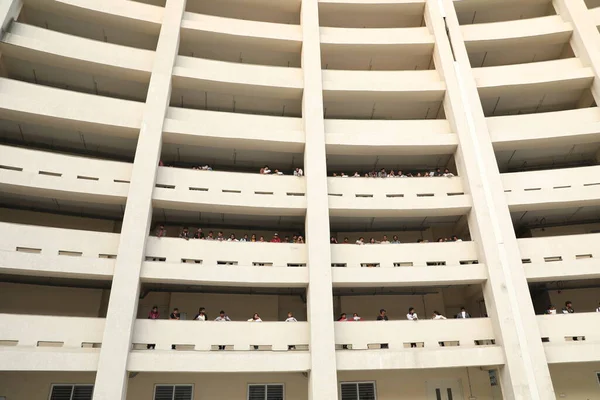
[248,385,266,400]
[72,385,93,400]
[154,385,175,400]
[174,385,193,400]
[266,384,284,400]
[357,383,375,400]
[340,383,358,400]
[50,385,73,400]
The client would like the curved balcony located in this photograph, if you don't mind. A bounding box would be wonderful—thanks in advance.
[335,319,503,370]
[538,314,600,364]
[518,233,600,282]
[331,241,485,287]
[162,107,304,152]
[325,119,457,156]
[30,0,163,34]
[153,168,306,215]
[143,237,308,287]
[318,0,425,29]
[0,222,118,280]
[0,22,153,82]
[0,78,144,136]
[322,69,445,103]
[129,320,310,372]
[320,26,432,46]
[487,107,600,150]
[179,12,301,66]
[461,16,572,53]
[502,166,600,212]
[0,145,131,205]
[327,177,471,217]
[172,56,303,100]
[474,58,593,99]
[0,314,104,371]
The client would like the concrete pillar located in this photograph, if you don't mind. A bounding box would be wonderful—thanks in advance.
[554,0,600,103]
[300,1,339,399]
[92,1,185,399]
[0,0,21,36]
[427,1,556,399]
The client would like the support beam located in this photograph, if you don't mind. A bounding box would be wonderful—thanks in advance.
[92,1,186,399]
[427,1,556,399]
[0,0,21,36]
[300,1,339,399]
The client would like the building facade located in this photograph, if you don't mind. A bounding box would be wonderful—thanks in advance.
[0,0,600,399]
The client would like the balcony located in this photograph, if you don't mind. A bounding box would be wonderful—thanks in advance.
[129,320,310,372]
[153,168,306,215]
[518,233,600,282]
[331,241,485,287]
[0,78,144,136]
[327,177,470,217]
[325,119,457,156]
[335,319,504,370]
[0,145,131,205]
[502,165,600,212]
[143,237,308,286]
[0,222,118,279]
[0,314,104,371]
[487,107,600,150]
[538,313,600,364]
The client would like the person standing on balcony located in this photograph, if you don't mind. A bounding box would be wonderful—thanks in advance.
[337,313,348,321]
[377,309,388,321]
[455,307,471,319]
[271,233,281,243]
[215,310,231,350]
[294,167,304,176]
[596,302,600,312]
[432,311,447,320]
[216,231,225,241]
[194,228,204,239]
[407,308,418,348]
[545,305,557,315]
[562,301,575,313]
[352,313,362,321]
[194,308,207,321]
[248,313,262,322]
[147,306,160,350]
[179,228,191,240]
[155,225,167,238]
[285,312,297,322]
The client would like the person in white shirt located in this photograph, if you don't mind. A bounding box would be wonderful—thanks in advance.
[341,172,348,177]
[596,302,600,312]
[285,312,297,322]
[380,235,390,244]
[261,165,271,174]
[356,237,365,245]
[352,313,361,321]
[407,308,418,348]
[293,168,303,177]
[352,172,360,177]
[455,307,471,318]
[194,307,207,321]
[248,313,262,322]
[432,311,447,320]
[443,168,454,177]
[274,169,283,175]
[228,234,238,242]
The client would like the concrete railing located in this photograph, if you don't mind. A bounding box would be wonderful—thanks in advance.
[145,236,306,267]
[503,166,600,211]
[132,320,309,351]
[153,168,306,214]
[537,313,600,343]
[334,319,496,349]
[320,26,433,45]
[330,241,478,268]
[0,222,120,259]
[0,313,105,348]
[0,145,132,203]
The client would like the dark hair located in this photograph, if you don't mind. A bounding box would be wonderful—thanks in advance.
[380,309,386,313]
[433,310,440,315]
[219,310,225,314]
[565,301,572,305]
[173,308,179,311]
[152,305,158,309]
[409,307,415,312]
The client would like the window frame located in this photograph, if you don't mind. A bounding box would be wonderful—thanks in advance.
[152,384,194,400]
[246,383,285,400]
[339,381,377,400]
[596,372,600,388]
[48,384,94,400]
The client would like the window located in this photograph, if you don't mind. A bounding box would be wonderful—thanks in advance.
[340,382,376,400]
[153,385,193,400]
[49,384,93,400]
[247,384,284,400]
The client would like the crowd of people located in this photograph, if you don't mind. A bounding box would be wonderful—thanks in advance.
[259,165,304,176]
[336,307,470,322]
[155,226,305,244]
[331,168,455,178]
[331,235,463,244]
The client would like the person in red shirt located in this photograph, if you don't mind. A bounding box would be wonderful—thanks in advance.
[270,233,282,243]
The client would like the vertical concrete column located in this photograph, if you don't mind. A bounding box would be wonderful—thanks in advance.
[554,0,600,102]
[300,1,339,399]
[0,0,21,35]
[427,1,555,399]
[92,1,185,399]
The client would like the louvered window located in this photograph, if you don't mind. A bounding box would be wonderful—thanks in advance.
[153,385,193,400]
[247,384,284,400]
[49,384,93,400]
[340,382,376,400]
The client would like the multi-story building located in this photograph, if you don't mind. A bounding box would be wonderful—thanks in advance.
[1,0,600,399]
